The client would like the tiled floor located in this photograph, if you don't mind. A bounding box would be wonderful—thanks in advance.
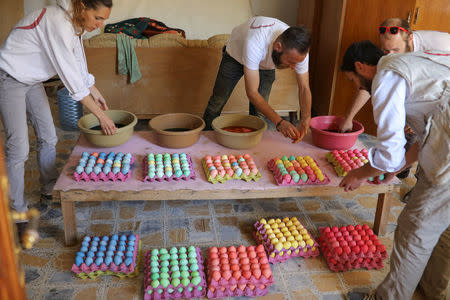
[8,90,425,300]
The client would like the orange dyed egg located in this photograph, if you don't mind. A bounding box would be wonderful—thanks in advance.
[210,258,220,266]
[259,257,268,264]
[233,270,242,280]
[262,268,272,279]
[248,251,256,259]
[252,268,261,279]
[221,264,230,271]
[230,264,240,271]
[228,246,236,253]
[222,270,232,280]
[228,251,237,259]
[240,257,249,265]
[230,258,239,265]
[209,247,218,254]
[212,270,221,281]
[243,270,252,279]
[220,258,229,265]
[256,245,265,253]
[238,245,246,253]
[219,247,227,254]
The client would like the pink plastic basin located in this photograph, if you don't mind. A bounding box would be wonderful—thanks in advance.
[310,116,364,150]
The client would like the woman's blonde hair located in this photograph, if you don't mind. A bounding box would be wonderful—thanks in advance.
[71,0,112,36]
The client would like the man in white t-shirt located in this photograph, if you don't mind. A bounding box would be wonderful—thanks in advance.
[339,18,450,133]
[203,16,312,142]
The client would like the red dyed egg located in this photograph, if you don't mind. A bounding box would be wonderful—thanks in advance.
[352,246,361,254]
[233,270,241,280]
[252,268,261,279]
[212,271,221,281]
[243,271,252,279]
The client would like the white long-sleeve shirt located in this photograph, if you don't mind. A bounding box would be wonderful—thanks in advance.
[368,70,410,172]
[0,1,94,101]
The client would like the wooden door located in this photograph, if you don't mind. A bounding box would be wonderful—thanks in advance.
[0,0,23,45]
[410,0,450,32]
[0,139,27,300]
[329,0,416,135]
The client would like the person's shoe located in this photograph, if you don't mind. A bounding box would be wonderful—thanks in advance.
[396,167,411,179]
[346,288,377,300]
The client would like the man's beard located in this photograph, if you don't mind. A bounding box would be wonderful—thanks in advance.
[272,49,288,69]
[356,73,372,94]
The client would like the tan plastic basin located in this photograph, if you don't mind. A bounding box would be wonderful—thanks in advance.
[77,110,137,148]
[212,114,267,149]
[149,113,205,148]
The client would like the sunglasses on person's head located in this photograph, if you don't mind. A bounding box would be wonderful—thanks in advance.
[377,26,410,35]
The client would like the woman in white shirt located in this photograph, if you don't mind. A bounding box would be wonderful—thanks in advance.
[0,0,116,214]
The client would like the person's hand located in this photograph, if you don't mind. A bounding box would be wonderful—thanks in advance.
[339,168,366,192]
[383,172,396,182]
[295,118,310,142]
[99,115,117,135]
[90,86,109,110]
[277,120,301,142]
[339,117,353,133]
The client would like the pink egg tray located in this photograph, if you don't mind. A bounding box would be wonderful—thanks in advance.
[143,247,206,300]
[325,149,385,184]
[202,154,262,184]
[142,154,196,182]
[73,155,135,182]
[318,225,388,272]
[267,156,330,186]
[71,234,140,275]
[253,218,320,264]
[205,245,274,298]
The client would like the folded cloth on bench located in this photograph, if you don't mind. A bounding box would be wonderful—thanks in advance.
[117,34,141,84]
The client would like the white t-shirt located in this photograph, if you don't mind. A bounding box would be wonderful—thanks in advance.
[226,16,309,74]
[413,30,450,52]
[0,0,94,101]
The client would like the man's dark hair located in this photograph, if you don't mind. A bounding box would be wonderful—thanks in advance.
[341,40,384,72]
[278,26,311,54]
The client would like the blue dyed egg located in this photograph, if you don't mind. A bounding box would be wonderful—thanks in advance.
[118,245,126,252]
[104,256,113,266]
[114,256,123,265]
[125,250,134,258]
[95,257,104,266]
[120,234,127,241]
[80,246,88,252]
[111,234,118,240]
[85,256,93,266]
[76,251,85,257]
[118,240,126,246]
[112,167,120,174]
[99,245,106,252]
[91,240,98,247]
[109,239,117,246]
[129,235,136,241]
[84,166,93,174]
[106,250,114,257]
[124,257,133,266]
[89,246,98,252]
[115,251,124,257]
[74,256,83,266]
[86,251,95,258]
[93,166,102,175]
[100,240,107,246]
[96,251,104,257]
[76,166,84,174]
[102,236,109,241]
[108,245,116,251]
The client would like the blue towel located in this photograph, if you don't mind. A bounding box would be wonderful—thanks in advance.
[117,34,142,84]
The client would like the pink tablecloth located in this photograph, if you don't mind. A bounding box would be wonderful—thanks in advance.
[54,131,397,192]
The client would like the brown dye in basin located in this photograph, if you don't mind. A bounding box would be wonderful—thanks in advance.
[90,123,125,130]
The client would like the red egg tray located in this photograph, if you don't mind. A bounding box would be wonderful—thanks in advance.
[142,154,196,182]
[325,149,386,184]
[267,156,330,186]
[253,218,320,263]
[205,245,274,298]
[318,225,388,272]
[143,247,206,300]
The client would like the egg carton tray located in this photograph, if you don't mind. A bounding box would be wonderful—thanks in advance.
[202,159,261,184]
[318,227,388,264]
[253,232,319,264]
[143,247,206,300]
[142,154,196,182]
[72,239,141,279]
[206,284,270,298]
[325,152,385,184]
[321,243,385,272]
[73,156,135,182]
[267,159,330,186]
[206,269,274,289]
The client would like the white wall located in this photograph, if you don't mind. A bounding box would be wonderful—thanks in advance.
[24,0,299,39]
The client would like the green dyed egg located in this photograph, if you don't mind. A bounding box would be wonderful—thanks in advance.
[160,278,170,288]
[150,266,159,274]
[170,253,179,260]
[171,278,181,287]
[151,280,160,288]
[301,173,308,182]
[151,249,159,256]
[150,273,159,280]
[171,265,180,272]
[159,248,168,254]
[289,155,296,161]
[187,246,196,253]
[198,286,203,291]
[292,173,300,183]
[180,270,189,278]
[160,253,170,261]
[157,289,163,294]
[188,287,193,292]
[150,261,159,267]
[190,264,199,271]
[160,272,169,279]
[178,288,184,293]
[282,155,288,161]
[170,260,179,266]
[167,288,174,294]
[180,265,189,271]
[172,270,181,278]
[180,258,188,265]
[191,271,200,277]
[150,255,159,261]
[191,276,201,286]
[179,253,187,259]
[188,258,197,265]
[160,260,169,267]
[160,266,169,273]
[169,247,178,254]
[178,247,187,253]
[181,278,190,287]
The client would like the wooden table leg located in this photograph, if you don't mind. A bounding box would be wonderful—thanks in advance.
[61,200,77,246]
[373,193,392,235]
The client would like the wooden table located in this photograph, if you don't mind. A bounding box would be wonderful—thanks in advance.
[53,131,401,246]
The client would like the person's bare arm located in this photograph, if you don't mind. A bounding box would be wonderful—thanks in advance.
[243,67,300,141]
[80,94,117,135]
[295,72,312,141]
[339,89,371,132]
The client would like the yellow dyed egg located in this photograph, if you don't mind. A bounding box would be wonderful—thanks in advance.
[290,217,298,222]
[271,237,279,245]
[275,218,282,224]
[286,221,293,227]
[259,218,267,224]
[268,219,275,224]
[302,234,310,240]
[287,236,295,242]
[279,237,287,243]
[281,227,288,233]
[299,240,306,248]
[300,228,308,235]
[294,234,303,241]
[282,217,290,223]
[268,233,276,239]
[284,231,292,237]
[291,240,299,248]
[279,222,286,228]
[276,233,283,239]
[273,228,280,234]
[306,239,314,246]
[275,242,283,251]
[264,224,271,230]
[271,223,279,229]
[265,228,273,235]
[283,241,292,249]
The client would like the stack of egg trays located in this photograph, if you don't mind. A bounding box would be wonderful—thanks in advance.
[205,245,274,298]
[318,226,388,272]
[325,150,385,184]
[73,153,135,182]
[143,246,206,300]
[267,158,330,186]
[142,153,196,182]
[71,234,140,279]
[253,219,319,264]
[201,157,262,184]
